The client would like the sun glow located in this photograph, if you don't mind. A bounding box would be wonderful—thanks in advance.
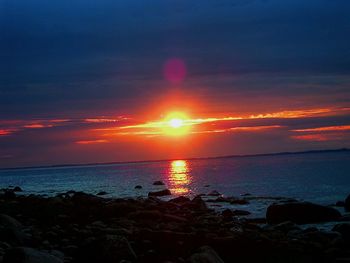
[162,112,191,136]
[169,118,184,128]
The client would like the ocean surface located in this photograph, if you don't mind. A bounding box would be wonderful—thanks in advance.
[1,151,349,218]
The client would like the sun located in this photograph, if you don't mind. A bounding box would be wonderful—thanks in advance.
[169,118,184,128]
[162,112,190,136]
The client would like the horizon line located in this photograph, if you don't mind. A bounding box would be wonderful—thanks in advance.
[0,147,349,171]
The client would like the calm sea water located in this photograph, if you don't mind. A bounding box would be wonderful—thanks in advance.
[0,151,349,217]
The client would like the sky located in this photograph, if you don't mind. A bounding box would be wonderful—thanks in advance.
[0,0,350,168]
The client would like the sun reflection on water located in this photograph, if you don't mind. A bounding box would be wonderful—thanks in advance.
[168,160,191,195]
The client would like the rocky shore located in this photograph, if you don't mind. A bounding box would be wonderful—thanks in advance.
[0,188,349,263]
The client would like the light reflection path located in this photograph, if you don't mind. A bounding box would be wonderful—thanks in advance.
[167,160,191,195]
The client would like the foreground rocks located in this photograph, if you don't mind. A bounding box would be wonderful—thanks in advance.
[266,202,341,224]
[0,190,349,263]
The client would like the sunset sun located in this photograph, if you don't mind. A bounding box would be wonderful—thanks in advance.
[169,118,184,128]
[163,112,190,136]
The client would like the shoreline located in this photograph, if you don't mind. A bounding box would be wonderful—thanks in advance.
[0,188,349,262]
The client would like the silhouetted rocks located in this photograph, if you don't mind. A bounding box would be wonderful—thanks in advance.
[189,246,224,263]
[96,191,108,196]
[3,247,63,263]
[13,186,23,192]
[0,191,348,263]
[134,185,142,189]
[345,194,350,211]
[266,202,341,224]
[148,189,171,197]
[153,180,165,186]
[333,223,350,242]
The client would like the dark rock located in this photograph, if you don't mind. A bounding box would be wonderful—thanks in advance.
[333,223,350,241]
[207,190,221,196]
[13,186,23,192]
[2,190,16,199]
[189,246,224,263]
[335,201,345,207]
[0,214,22,229]
[0,227,32,246]
[96,191,108,196]
[168,196,190,204]
[232,209,251,216]
[3,247,63,263]
[134,185,142,189]
[189,196,208,211]
[204,185,210,187]
[221,209,234,218]
[76,235,136,263]
[266,202,341,224]
[148,189,171,197]
[345,194,350,211]
[153,180,165,186]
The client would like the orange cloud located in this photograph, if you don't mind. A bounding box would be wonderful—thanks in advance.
[291,133,345,142]
[76,139,109,144]
[23,124,53,129]
[292,125,350,132]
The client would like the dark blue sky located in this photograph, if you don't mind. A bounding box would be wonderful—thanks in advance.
[0,0,350,167]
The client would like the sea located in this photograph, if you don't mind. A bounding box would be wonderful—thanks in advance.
[0,150,349,220]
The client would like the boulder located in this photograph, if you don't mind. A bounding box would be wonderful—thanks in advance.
[148,189,171,197]
[96,191,108,196]
[333,223,350,242]
[189,196,208,211]
[189,246,224,263]
[153,181,165,186]
[168,196,190,204]
[13,186,23,192]
[345,194,350,211]
[266,202,341,224]
[0,214,22,229]
[134,185,142,189]
[76,235,136,263]
[3,247,63,263]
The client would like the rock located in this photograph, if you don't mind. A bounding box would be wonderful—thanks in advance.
[134,185,142,189]
[0,214,22,229]
[153,180,165,186]
[13,186,23,192]
[76,235,136,263]
[232,209,251,216]
[168,196,190,204]
[189,196,208,211]
[3,247,63,263]
[207,190,221,197]
[333,223,350,241]
[266,202,341,224]
[148,189,171,197]
[335,201,345,207]
[204,185,210,187]
[189,246,224,263]
[96,191,108,196]
[345,194,350,211]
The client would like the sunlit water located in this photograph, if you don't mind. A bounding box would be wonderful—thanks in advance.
[0,151,349,218]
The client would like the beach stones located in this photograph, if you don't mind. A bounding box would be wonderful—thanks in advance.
[189,246,224,263]
[3,247,63,263]
[153,180,165,186]
[76,235,136,263]
[345,194,350,211]
[134,185,142,189]
[266,202,341,224]
[0,214,22,229]
[148,189,171,197]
